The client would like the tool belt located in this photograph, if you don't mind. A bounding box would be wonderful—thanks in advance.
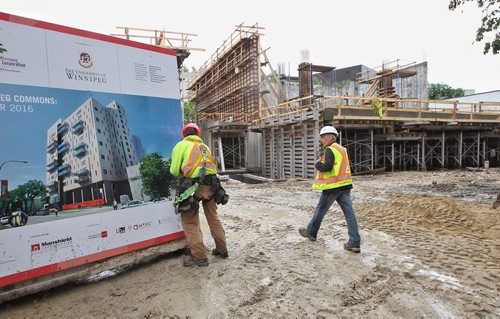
[174,175,229,214]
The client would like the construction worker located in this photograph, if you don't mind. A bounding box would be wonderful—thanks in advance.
[299,126,361,253]
[371,97,384,118]
[170,123,229,267]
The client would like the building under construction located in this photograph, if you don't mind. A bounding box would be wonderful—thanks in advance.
[188,25,500,179]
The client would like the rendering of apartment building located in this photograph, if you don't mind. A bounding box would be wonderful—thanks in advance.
[46,98,139,209]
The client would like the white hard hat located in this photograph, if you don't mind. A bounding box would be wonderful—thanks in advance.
[319,126,338,136]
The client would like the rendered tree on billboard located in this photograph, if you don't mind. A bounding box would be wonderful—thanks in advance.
[0,180,44,214]
[22,180,45,213]
[139,153,176,200]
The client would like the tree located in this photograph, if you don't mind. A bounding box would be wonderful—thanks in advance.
[428,83,465,100]
[139,153,176,200]
[0,180,45,214]
[449,0,500,54]
[183,100,197,124]
[22,180,45,213]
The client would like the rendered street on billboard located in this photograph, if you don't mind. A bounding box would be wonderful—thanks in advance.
[0,200,171,229]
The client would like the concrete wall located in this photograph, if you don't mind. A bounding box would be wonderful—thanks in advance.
[246,131,262,170]
[394,62,428,108]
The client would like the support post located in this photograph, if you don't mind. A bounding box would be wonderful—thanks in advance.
[370,129,374,170]
[459,131,463,168]
[477,131,480,168]
[291,125,296,178]
[302,124,307,178]
[270,128,275,179]
[441,131,445,169]
[391,142,395,172]
[218,136,226,172]
[422,136,426,171]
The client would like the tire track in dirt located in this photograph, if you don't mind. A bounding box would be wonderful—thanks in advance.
[356,194,500,316]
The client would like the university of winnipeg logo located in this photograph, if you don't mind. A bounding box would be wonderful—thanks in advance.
[78,51,93,68]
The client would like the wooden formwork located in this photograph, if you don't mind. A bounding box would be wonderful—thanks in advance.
[189,25,262,123]
[261,109,321,179]
[258,95,500,179]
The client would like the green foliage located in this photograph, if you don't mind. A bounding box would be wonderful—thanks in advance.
[139,153,176,200]
[449,0,500,54]
[183,100,197,124]
[0,180,45,214]
[428,83,465,100]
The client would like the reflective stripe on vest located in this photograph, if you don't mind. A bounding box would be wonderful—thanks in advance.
[312,143,352,190]
[181,141,217,177]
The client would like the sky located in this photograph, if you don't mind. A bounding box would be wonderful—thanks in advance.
[2,0,499,93]
[0,82,182,188]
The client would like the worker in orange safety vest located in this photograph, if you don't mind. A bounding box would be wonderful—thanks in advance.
[170,123,229,267]
[299,125,361,253]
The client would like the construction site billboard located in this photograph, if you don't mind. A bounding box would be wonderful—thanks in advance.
[0,13,184,287]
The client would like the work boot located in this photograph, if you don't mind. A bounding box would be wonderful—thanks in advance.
[298,228,317,241]
[211,248,229,259]
[343,243,361,253]
[183,256,209,267]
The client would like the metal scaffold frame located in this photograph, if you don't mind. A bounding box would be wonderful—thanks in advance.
[340,129,374,174]
[186,24,500,177]
[258,94,500,178]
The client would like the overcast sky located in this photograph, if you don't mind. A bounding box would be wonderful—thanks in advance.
[3,0,499,93]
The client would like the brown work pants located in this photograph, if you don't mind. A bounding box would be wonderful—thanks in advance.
[180,184,227,260]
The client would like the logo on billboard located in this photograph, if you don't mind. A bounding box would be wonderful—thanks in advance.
[31,237,73,254]
[0,41,27,71]
[88,231,108,240]
[78,52,93,68]
[128,222,152,232]
[65,51,106,83]
[1,180,8,197]
[0,43,7,55]
[116,226,126,234]
[158,218,169,225]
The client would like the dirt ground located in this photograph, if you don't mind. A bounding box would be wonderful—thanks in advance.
[1,169,499,318]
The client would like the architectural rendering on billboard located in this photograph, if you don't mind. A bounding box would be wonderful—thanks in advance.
[0,13,184,286]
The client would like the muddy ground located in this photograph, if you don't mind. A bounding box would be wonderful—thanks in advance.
[1,169,499,318]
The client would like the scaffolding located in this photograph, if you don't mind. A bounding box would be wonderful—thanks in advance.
[186,26,500,178]
[111,26,204,68]
[258,95,500,178]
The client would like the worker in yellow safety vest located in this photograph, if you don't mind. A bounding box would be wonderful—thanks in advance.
[371,98,384,118]
[299,126,361,253]
[170,123,229,267]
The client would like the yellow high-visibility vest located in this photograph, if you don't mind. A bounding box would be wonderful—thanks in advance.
[312,143,353,190]
[171,136,218,178]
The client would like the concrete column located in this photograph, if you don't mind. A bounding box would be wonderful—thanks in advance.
[218,136,225,172]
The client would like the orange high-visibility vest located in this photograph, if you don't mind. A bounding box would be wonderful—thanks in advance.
[312,143,353,190]
[181,140,218,178]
